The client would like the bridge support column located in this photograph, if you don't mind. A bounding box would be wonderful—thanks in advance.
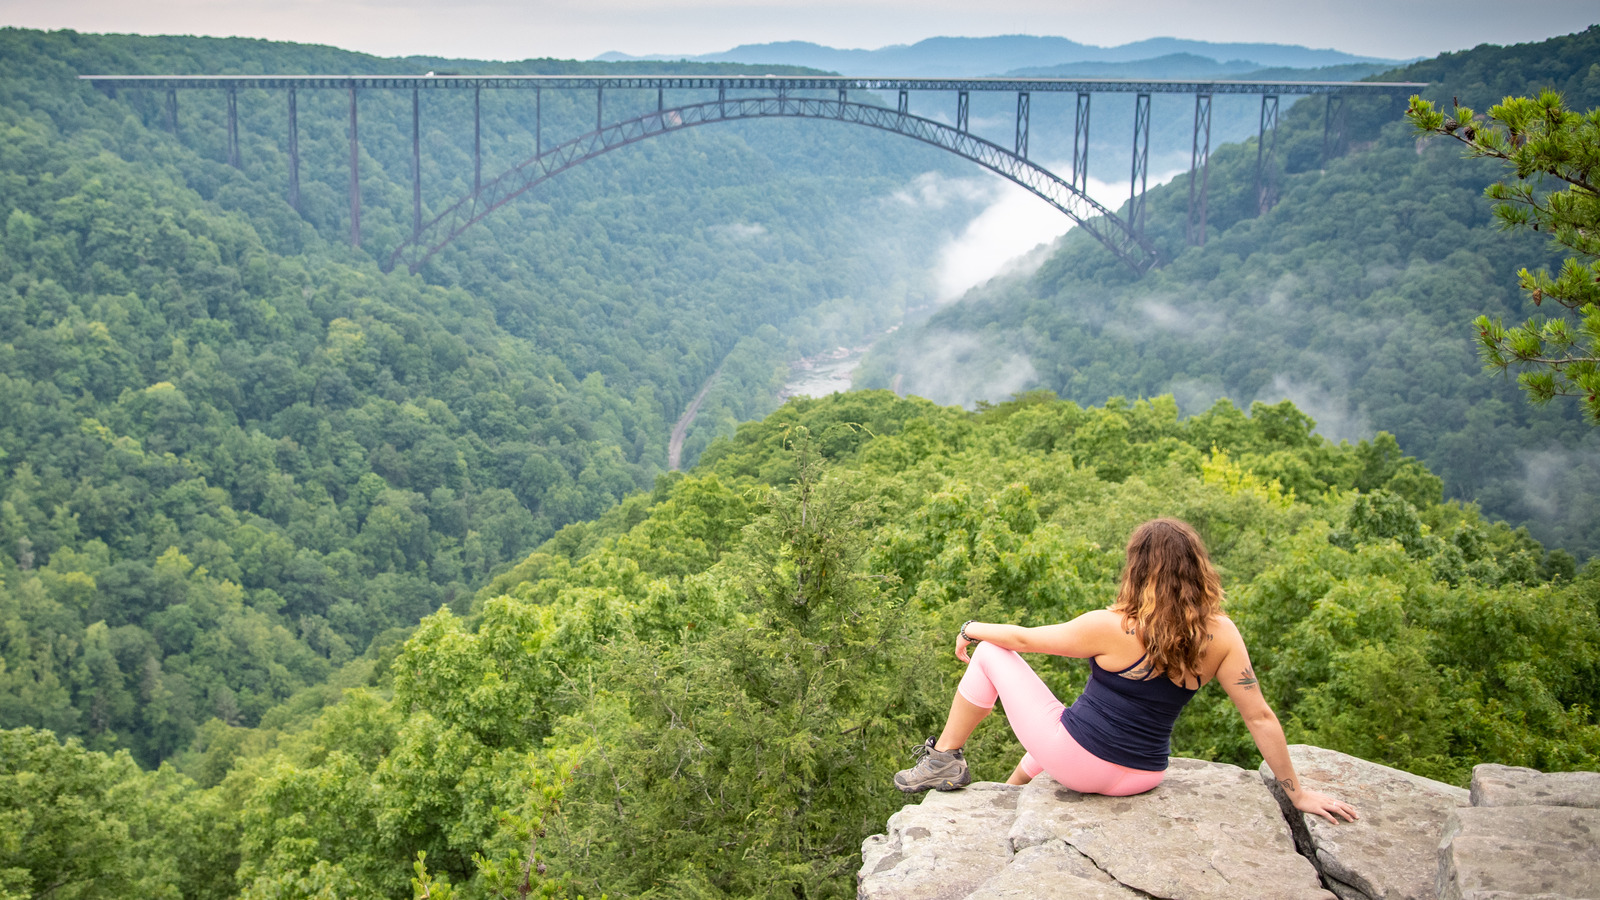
[1322,94,1347,163]
[534,88,541,159]
[226,85,239,168]
[957,91,969,133]
[1187,92,1212,246]
[898,89,908,115]
[474,86,482,194]
[165,88,178,134]
[1072,92,1090,191]
[348,83,360,249]
[1254,94,1279,214]
[596,87,603,132]
[718,86,725,116]
[412,88,422,240]
[287,88,299,212]
[1016,92,1030,158]
[658,86,664,112]
[1129,93,1151,240]
[838,87,846,105]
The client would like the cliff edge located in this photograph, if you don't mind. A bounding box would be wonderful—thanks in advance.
[858,745,1600,900]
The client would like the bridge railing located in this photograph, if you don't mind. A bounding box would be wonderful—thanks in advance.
[80,74,1425,271]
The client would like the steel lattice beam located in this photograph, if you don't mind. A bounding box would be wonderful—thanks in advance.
[384,96,1160,276]
[348,84,360,248]
[1254,95,1279,214]
[1016,92,1030,159]
[82,74,1424,96]
[225,86,239,168]
[287,88,299,211]
[1072,92,1090,192]
[1129,93,1151,242]
[1186,93,1212,246]
[1323,94,1348,162]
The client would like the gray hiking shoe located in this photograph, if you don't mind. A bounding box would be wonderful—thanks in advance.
[894,737,972,793]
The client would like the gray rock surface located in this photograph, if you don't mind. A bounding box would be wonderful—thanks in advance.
[861,758,1333,900]
[965,841,1145,900]
[1470,764,1600,810]
[1436,805,1600,900]
[1009,759,1333,900]
[1259,744,1469,900]
[858,782,1023,900]
[861,751,1600,900]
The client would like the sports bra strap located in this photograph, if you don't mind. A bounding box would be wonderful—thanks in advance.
[1104,652,1148,676]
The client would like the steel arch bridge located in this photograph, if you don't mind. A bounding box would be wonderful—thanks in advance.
[388,94,1153,275]
[83,74,1426,276]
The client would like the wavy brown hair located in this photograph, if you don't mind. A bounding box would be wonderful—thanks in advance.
[1110,518,1224,681]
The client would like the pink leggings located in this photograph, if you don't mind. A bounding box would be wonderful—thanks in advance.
[957,642,1165,796]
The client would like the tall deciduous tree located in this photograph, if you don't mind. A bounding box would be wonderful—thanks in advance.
[1408,91,1600,422]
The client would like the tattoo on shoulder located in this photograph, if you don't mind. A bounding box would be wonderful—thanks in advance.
[1235,666,1258,690]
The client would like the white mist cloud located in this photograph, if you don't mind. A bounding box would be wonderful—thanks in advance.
[709,222,768,241]
[930,164,1184,302]
[1254,373,1372,444]
[891,329,1037,409]
[1166,376,1229,417]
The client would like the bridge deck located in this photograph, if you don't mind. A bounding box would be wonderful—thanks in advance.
[81,74,1427,95]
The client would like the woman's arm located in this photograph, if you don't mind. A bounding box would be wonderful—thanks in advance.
[955,611,1118,662]
[1215,631,1359,825]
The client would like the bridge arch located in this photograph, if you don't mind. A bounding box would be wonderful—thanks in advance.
[385,95,1159,275]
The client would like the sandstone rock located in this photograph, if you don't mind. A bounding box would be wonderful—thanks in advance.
[1259,744,1469,900]
[1437,805,1600,900]
[964,841,1146,900]
[1470,764,1600,810]
[1008,759,1333,900]
[858,782,1023,900]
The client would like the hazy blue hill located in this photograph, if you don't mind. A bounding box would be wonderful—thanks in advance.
[1005,53,1267,79]
[597,34,1396,77]
[1006,56,1394,82]
[858,26,1600,557]
[1105,37,1400,68]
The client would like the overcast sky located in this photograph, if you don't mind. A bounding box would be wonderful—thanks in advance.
[3,0,1594,63]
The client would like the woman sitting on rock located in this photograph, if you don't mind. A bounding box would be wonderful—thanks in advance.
[895,517,1359,825]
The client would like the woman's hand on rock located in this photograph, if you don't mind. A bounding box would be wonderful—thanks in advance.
[1293,788,1359,825]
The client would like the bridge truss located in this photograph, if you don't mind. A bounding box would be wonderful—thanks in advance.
[83,74,1424,274]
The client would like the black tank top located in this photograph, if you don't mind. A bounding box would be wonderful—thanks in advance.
[1060,653,1198,771]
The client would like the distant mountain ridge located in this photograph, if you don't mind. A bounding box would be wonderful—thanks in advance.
[596,34,1401,77]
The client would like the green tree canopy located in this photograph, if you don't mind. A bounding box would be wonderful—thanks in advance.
[1408,90,1600,422]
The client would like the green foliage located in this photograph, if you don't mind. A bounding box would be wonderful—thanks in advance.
[1408,89,1600,421]
[6,389,1596,897]
[0,28,965,765]
[5,26,1600,900]
[862,25,1600,557]
[0,727,233,900]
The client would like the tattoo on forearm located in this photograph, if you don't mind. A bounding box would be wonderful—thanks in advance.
[1236,666,1258,690]
[1277,777,1295,794]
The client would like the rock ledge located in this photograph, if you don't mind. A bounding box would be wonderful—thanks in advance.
[860,749,1600,900]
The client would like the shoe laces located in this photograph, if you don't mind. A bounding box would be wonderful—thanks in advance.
[909,738,936,762]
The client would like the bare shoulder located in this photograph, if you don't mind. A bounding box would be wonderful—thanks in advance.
[1209,614,1244,643]
[1201,615,1247,681]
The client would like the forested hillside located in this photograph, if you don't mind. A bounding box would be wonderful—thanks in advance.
[861,26,1600,557]
[6,390,1595,899]
[0,29,973,765]
[5,26,1600,900]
